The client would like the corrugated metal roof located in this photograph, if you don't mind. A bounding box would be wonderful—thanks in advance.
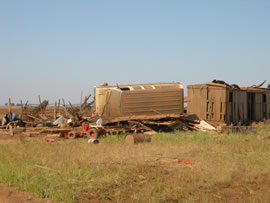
[97,82,183,90]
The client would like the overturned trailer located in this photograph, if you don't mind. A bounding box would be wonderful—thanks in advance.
[95,82,184,123]
[187,82,270,125]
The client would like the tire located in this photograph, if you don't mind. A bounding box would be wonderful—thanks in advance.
[87,128,98,139]
[67,131,77,139]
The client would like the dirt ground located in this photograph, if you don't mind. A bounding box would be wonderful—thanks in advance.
[0,107,22,116]
[0,106,56,116]
[0,184,47,203]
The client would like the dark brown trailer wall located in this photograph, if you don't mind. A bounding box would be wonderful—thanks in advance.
[206,85,227,122]
[225,90,248,124]
[187,85,208,120]
[187,83,227,123]
[188,83,249,125]
[255,92,264,122]
[267,92,270,119]
[242,88,270,122]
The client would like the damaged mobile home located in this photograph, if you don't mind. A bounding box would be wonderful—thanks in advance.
[95,82,184,123]
[187,81,270,126]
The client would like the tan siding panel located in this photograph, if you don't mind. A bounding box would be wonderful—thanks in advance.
[121,89,183,116]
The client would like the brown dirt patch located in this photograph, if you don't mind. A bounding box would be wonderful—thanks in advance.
[0,184,47,203]
[0,107,22,116]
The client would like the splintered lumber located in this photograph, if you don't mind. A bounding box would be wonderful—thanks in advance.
[80,91,83,114]
[27,115,43,122]
[194,120,216,131]
[38,96,46,115]
[81,93,92,108]
[128,121,156,132]
[8,98,12,123]
[62,98,69,117]
[54,101,57,121]
[141,120,179,126]
[106,114,183,124]
[19,99,51,126]
[179,114,200,124]
[101,112,211,133]
[31,100,49,115]
[79,93,93,114]
[103,114,195,133]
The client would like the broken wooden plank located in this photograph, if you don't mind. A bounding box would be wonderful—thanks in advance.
[27,115,43,122]
[8,98,12,123]
[106,113,183,124]
[141,120,179,126]
[128,120,156,132]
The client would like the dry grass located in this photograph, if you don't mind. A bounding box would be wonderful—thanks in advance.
[0,124,270,202]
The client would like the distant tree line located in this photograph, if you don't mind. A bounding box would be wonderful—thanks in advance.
[4,103,22,107]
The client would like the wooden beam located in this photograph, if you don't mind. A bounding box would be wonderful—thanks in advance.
[54,101,57,121]
[80,91,83,114]
[8,98,12,123]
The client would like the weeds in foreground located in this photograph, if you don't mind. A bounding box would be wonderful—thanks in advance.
[0,125,269,202]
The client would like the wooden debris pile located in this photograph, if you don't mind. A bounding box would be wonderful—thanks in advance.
[18,93,95,127]
[102,113,211,135]
[20,99,50,126]
[61,93,96,126]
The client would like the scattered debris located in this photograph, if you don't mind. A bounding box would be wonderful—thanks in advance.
[46,138,56,143]
[156,158,195,165]
[194,120,216,132]
[9,127,26,136]
[87,139,99,144]
[231,126,254,134]
[251,80,266,88]
[177,160,193,165]
[53,116,64,127]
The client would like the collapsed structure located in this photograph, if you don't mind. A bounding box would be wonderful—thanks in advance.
[187,81,270,126]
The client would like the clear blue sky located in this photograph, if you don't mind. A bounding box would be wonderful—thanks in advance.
[0,0,269,105]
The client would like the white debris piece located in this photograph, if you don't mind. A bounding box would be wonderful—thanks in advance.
[195,120,216,131]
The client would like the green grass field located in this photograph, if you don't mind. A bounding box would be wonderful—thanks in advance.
[0,124,270,202]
